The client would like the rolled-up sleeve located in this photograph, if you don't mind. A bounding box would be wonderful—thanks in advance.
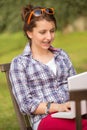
[9,58,42,115]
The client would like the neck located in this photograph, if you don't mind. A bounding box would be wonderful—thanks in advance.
[31,44,50,56]
[31,45,54,64]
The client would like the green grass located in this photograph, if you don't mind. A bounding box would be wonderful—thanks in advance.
[0,31,87,130]
[53,31,87,72]
[0,32,27,63]
[0,73,20,130]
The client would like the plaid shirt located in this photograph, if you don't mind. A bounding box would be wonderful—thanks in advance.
[9,43,76,126]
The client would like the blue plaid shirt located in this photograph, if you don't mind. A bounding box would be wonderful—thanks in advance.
[9,43,76,126]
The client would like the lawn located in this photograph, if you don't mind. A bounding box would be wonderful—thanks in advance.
[0,31,87,130]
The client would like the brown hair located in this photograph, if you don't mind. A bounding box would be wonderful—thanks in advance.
[21,4,57,40]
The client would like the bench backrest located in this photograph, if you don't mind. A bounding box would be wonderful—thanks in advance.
[0,63,32,130]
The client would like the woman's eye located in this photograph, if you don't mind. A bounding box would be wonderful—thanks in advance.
[50,29,55,33]
[39,31,46,34]
[39,29,55,34]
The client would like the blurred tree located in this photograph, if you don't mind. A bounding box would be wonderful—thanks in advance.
[0,0,87,33]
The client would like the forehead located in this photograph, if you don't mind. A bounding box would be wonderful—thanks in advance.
[34,19,55,30]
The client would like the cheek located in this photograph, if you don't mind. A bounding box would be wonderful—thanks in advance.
[53,33,55,39]
[35,34,44,41]
[32,35,42,43]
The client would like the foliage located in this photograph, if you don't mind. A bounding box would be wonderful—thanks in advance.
[0,0,87,32]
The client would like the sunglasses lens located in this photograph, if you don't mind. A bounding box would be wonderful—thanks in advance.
[34,9,42,16]
[45,8,54,14]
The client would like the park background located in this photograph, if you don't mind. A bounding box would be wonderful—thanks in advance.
[0,0,87,129]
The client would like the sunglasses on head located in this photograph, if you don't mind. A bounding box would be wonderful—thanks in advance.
[27,8,54,24]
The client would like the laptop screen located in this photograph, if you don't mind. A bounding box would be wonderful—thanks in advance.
[68,72,87,91]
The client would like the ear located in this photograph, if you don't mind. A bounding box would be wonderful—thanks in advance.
[26,31,32,39]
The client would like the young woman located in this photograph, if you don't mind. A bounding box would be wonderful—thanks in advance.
[9,4,87,130]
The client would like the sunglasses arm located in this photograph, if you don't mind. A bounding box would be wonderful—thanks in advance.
[27,12,33,24]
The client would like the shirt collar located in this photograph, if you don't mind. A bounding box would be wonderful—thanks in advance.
[22,43,60,57]
[22,43,31,56]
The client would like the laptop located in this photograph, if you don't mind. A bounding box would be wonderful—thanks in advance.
[51,72,87,119]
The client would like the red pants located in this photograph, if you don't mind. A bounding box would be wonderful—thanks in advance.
[38,114,87,130]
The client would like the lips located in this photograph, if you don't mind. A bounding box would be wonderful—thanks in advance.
[42,41,51,44]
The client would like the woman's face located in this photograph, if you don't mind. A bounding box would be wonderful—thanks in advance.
[27,19,56,50]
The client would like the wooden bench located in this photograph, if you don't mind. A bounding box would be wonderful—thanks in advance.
[0,63,87,130]
[0,63,32,130]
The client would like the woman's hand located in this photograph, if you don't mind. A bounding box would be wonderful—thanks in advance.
[33,101,71,114]
[57,102,71,112]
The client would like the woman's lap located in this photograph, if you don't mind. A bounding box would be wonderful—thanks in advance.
[38,114,87,130]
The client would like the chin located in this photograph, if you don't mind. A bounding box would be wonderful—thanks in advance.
[42,46,50,50]
[42,44,50,49]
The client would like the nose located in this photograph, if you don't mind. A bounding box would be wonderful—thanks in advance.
[46,32,52,40]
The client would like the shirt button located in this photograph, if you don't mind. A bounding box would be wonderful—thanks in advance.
[62,97,64,101]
